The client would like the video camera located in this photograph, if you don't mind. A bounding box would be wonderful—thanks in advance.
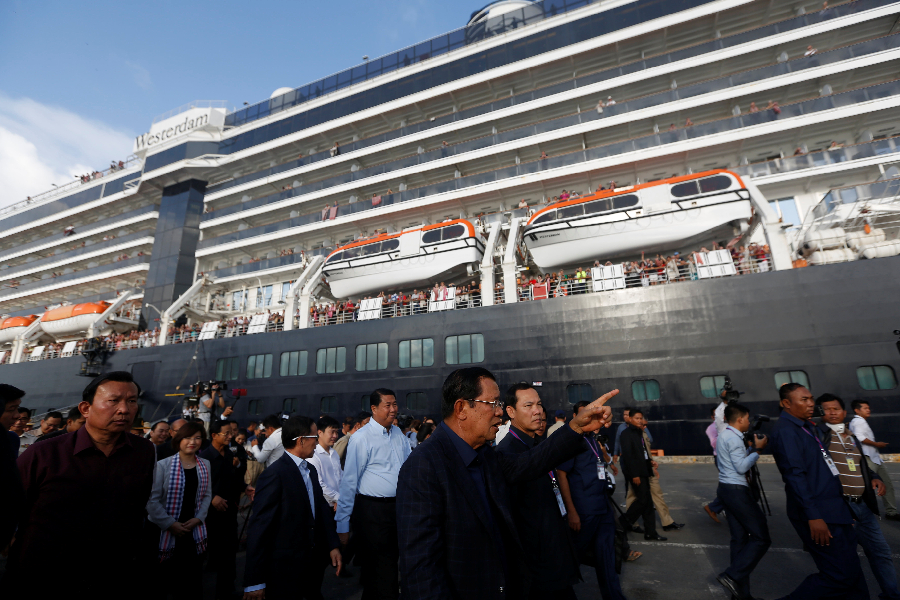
[743,414,770,445]
[190,380,228,399]
[722,376,743,404]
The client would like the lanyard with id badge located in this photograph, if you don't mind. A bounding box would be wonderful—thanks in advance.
[587,436,616,494]
[507,429,567,516]
[801,424,840,477]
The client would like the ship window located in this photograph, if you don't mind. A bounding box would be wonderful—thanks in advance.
[215,357,240,381]
[343,247,359,259]
[632,379,660,401]
[326,252,343,264]
[283,398,300,414]
[321,396,337,413]
[584,199,610,214]
[671,181,699,198]
[279,350,308,376]
[381,239,400,252]
[445,333,485,365]
[857,366,897,390]
[442,224,466,240]
[247,354,273,379]
[611,194,639,209]
[774,370,809,390]
[356,343,388,371]
[247,399,262,415]
[557,204,584,219]
[361,242,381,256]
[566,383,593,405]
[281,281,292,300]
[361,394,372,410]
[399,338,434,368]
[699,175,733,193]
[422,229,442,244]
[533,210,556,225]
[700,375,727,399]
[316,347,347,374]
[407,392,428,411]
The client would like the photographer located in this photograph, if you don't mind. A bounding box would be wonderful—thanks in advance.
[715,403,771,600]
[198,383,225,433]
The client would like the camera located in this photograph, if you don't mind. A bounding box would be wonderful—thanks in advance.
[190,380,228,398]
[722,376,742,404]
[743,414,770,446]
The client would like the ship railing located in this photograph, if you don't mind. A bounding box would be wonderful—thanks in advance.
[165,318,286,344]
[307,293,485,327]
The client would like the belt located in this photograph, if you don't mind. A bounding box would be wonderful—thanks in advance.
[845,495,864,504]
[357,494,396,503]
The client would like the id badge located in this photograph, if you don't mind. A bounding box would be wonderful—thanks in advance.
[847,457,857,472]
[643,449,649,460]
[553,486,567,517]
[597,460,607,482]
[823,454,840,477]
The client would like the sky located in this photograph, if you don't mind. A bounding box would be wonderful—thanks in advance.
[0,0,473,209]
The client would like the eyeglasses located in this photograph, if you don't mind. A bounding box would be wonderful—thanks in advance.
[471,399,504,411]
[291,435,318,441]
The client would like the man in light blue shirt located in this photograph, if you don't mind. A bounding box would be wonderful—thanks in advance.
[336,388,410,600]
[715,403,770,600]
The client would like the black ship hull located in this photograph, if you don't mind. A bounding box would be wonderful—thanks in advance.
[5,256,899,455]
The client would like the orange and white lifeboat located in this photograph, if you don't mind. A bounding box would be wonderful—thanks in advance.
[40,302,111,337]
[0,315,38,345]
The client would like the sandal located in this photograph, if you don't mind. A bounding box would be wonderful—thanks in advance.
[626,550,643,562]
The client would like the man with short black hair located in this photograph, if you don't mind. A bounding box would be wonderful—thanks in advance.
[849,399,898,520]
[307,415,343,509]
[250,414,284,467]
[18,410,62,455]
[9,372,156,597]
[497,383,581,599]
[771,383,868,599]
[0,383,25,553]
[714,403,770,600]
[817,394,898,599]
[32,406,86,445]
[334,411,371,468]
[619,407,665,541]
[11,406,29,437]
[337,389,409,600]
[148,420,170,447]
[243,415,342,600]
[155,418,187,460]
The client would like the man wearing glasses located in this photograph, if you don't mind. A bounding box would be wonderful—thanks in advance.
[201,419,255,600]
[397,367,616,599]
[243,416,342,600]
[337,388,411,600]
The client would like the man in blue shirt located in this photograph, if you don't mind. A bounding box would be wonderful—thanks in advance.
[714,403,770,600]
[336,388,410,600]
[770,383,868,600]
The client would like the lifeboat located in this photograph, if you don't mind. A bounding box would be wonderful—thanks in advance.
[40,302,111,337]
[0,315,38,345]
[323,220,484,298]
[523,170,752,269]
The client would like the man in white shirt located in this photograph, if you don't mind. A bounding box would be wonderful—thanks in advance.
[850,400,898,519]
[198,385,224,432]
[307,415,343,508]
[250,414,285,467]
[546,410,566,436]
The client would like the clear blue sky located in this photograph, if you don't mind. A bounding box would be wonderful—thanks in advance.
[0,0,473,133]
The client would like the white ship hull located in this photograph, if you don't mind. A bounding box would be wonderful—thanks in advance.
[40,314,104,337]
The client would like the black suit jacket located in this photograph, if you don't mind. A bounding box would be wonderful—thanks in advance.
[397,422,584,600]
[1,430,23,550]
[243,453,340,597]
[619,426,652,479]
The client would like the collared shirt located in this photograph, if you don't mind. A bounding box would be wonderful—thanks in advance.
[286,452,316,518]
[546,420,565,437]
[826,429,865,498]
[250,427,284,467]
[306,444,342,506]
[717,425,758,486]
[849,416,882,465]
[705,422,718,456]
[200,443,244,504]
[13,427,156,566]
[335,418,411,533]
[17,429,42,456]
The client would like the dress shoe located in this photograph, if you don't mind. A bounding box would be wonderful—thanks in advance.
[716,573,742,599]
[631,524,645,534]
[704,504,721,523]
[643,533,668,541]
[663,522,685,531]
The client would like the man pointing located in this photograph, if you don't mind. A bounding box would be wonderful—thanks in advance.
[397,367,614,600]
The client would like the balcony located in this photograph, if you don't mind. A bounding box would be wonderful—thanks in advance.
[0,255,151,302]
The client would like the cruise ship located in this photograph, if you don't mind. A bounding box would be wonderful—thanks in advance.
[2,0,900,453]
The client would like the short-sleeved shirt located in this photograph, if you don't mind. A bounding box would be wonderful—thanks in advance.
[849,416,882,465]
[558,435,609,516]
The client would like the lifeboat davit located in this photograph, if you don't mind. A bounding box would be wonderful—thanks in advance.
[523,170,753,269]
[323,220,485,298]
[0,315,38,345]
[40,302,111,337]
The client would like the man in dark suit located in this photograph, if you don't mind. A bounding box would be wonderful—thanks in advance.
[770,383,868,599]
[496,383,580,599]
[243,415,342,600]
[0,384,26,553]
[618,407,665,541]
[396,367,615,600]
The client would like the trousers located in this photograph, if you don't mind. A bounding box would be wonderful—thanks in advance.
[867,458,898,516]
[849,500,900,600]
[622,476,657,534]
[778,519,868,600]
[206,507,238,599]
[575,510,627,600]
[352,495,400,600]
[625,475,673,526]
[717,483,771,599]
